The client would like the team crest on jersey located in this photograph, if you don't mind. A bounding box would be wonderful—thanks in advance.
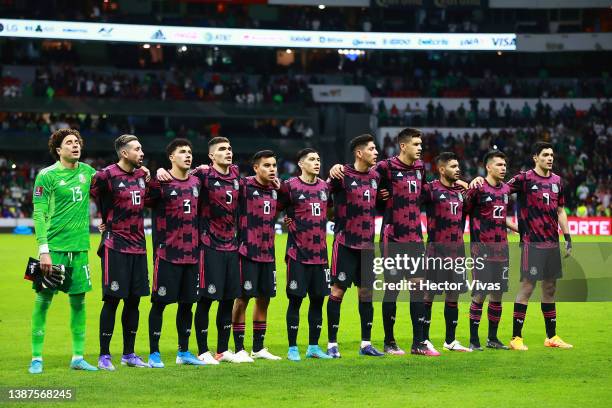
[530,266,538,276]
[319,191,328,201]
[79,174,86,183]
[504,194,508,204]
[416,170,422,180]
[244,280,253,291]
[110,281,119,291]
[551,184,559,193]
[158,286,167,296]
[138,178,145,189]
[371,179,377,189]
[458,193,463,202]
[272,190,277,200]
[338,272,346,282]
[193,186,199,197]
[233,180,240,190]
[289,280,298,290]
[208,284,217,294]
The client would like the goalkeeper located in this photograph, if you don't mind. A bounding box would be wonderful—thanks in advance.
[29,129,98,374]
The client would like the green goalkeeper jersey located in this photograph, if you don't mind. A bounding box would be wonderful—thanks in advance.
[33,161,96,252]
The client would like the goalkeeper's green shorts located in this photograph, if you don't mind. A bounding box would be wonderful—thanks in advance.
[41,251,92,295]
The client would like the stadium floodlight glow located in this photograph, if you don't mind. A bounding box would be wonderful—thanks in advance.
[318,5,326,9]
[0,18,517,51]
[142,43,150,49]
[286,48,292,54]
[180,45,187,52]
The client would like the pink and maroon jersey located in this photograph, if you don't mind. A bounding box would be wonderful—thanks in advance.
[464,180,511,261]
[330,164,380,250]
[376,157,425,244]
[91,164,147,255]
[238,176,278,263]
[507,169,565,246]
[278,177,329,265]
[422,180,465,243]
[194,165,240,251]
[147,176,200,264]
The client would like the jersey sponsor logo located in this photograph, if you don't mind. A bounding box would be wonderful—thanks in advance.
[170,190,178,196]
[351,180,358,186]
[371,179,377,189]
[244,280,253,291]
[551,184,559,193]
[193,186,199,197]
[34,186,44,197]
[214,181,221,187]
[110,281,119,291]
[208,284,216,294]
[253,190,260,196]
[138,178,145,189]
[439,193,446,199]
[298,194,306,200]
[158,286,167,296]
[485,196,493,202]
[233,180,240,190]
[118,182,125,188]
[79,174,86,183]
[396,171,403,177]
[338,271,346,282]
[319,191,328,201]
[59,180,67,186]
[289,280,298,290]
[531,185,538,190]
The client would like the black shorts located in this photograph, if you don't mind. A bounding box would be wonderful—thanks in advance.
[425,243,467,295]
[239,256,276,298]
[286,258,330,298]
[198,247,241,301]
[472,259,509,296]
[101,247,150,299]
[520,244,563,281]
[152,256,199,304]
[379,241,426,281]
[330,241,375,290]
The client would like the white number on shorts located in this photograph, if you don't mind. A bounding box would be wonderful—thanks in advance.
[493,205,504,219]
[310,202,321,216]
[183,199,191,214]
[263,200,271,215]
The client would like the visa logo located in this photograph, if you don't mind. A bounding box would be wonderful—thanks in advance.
[492,37,516,47]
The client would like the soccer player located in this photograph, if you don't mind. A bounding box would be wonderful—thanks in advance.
[91,135,150,370]
[192,137,251,364]
[231,150,282,361]
[30,128,98,374]
[146,138,205,367]
[326,134,384,358]
[421,152,471,353]
[463,150,517,351]
[330,128,446,356]
[278,148,332,361]
[507,142,573,350]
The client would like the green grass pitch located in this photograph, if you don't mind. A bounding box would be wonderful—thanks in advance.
[0,234,610,407]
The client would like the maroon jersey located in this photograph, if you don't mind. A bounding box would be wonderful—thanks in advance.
[464,180,511,261]
[91,164,147,255]
[147,176,201,264]
[330,164,380,250]
[507,169,565,246]
[376,157,425,244]
[422,180,465,243]
[278,177,329,265]
[238,176,278,263]
[194,165,240,251]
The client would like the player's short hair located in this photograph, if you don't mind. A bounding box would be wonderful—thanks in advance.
[208,136,230,151]
[435,151,459,167]
[114,134,139,157]
[397,128,422,144]
[532,141,554,156]
[296,148,318,162]
[349,134,375,153]
[48,128,84,160]
[483,150,507,165]
[166,138,193,157]
[252,150,276,165]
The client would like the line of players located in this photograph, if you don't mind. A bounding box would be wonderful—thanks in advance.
[29,128,573,373]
